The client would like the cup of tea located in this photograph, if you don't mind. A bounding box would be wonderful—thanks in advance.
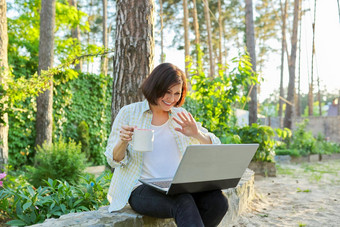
[132,128,154,152]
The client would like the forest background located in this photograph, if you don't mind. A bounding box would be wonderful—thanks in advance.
[1,0,339,168]
[1,0,340,169]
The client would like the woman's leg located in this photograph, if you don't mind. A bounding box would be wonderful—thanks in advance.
[129,185,204,227]
[192,190,229,227]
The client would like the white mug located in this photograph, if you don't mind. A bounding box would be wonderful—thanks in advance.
[132,128,154,152]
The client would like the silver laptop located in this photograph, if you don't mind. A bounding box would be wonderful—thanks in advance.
[139,144,259,195]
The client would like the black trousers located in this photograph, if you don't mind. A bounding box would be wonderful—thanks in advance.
[129,184,229,227]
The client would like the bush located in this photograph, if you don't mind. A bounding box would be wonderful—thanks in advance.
[8,72,112,170]
[77,120,90,159]
[314,133,340,154]
[275,149,301,157]
[184,52,258,143]
[236,124,276,162]
[29,139,86,186]
[0,171,112,226]
[289,119,316,155]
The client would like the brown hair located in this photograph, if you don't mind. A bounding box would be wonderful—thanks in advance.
[142,63,187,107]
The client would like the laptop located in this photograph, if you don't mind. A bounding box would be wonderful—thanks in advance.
[139,144,259,195]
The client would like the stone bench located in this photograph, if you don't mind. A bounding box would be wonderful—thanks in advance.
[32,168,254,227]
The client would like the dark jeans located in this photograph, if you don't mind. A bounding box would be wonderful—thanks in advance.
[129,185,229,227]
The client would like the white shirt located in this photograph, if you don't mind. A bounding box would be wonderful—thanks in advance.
[140,120,182,179]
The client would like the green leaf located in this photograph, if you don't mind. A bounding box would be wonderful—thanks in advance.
[6,220,27,226]
[23,202,32,211]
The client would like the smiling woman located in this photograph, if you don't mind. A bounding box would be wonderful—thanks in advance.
[104,63,229,227]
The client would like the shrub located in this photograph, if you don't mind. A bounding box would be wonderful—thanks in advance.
[236,124,276,162]
[0,171,112,226]
[184,52,258,144]
[77,120,90,158]
[289,119,316,155]
[275,149,301,157]
[29,139,86,186]
[314,133,340,154]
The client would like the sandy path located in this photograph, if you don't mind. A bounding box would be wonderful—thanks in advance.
[234,159,340,227]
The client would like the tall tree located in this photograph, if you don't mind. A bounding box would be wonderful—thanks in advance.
[101,0,108,75]
[245,0,257,125]
[35,0,56,147]
[284,0,300,129]
[279,0,288,120]
[183,0,190,76]
[192,0,202,74]
[218,0,223,69]
[296,0,302,117]
[159,0,165,63]
[0,0,9,170]
[203,0,215,77]
[111,0,155,122]
[68,0,82,71]
[308,0,317,116]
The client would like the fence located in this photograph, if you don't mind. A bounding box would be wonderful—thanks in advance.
[265,116,340,143]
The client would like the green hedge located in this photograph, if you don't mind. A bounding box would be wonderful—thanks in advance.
[8,73,112,169]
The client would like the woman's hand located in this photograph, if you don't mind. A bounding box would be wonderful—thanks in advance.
[113,125,136,162]
[173,112,199,138]
[119,125,136,142]
[173,112,212,144]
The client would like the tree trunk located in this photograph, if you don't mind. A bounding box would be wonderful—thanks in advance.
[284,0,300,129]
[279,0,288,121]
[192,0,202,74]
[218,0,223,70]
[68,0,82,71]
[101,0,108,75]
[317,76,322,116]
[183,0,190,76]
[308,0,317,116]
[0,0,9,170]
[296,0,302,117]
[159,0,165,63]
[111,0,155,123]
[245,0,257,125]
[203,0,215,77]
[35,0,56,147]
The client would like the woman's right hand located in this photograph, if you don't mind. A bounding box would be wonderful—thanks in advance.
[119,125,136,142]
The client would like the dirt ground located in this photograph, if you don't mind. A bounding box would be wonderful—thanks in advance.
[234,159,340,227]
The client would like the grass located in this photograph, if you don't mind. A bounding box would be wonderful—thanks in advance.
[276,164,295,176]
[277,159,340,184]
[296,187,311,193]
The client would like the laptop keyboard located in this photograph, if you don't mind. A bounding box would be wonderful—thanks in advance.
[150,180,172,188]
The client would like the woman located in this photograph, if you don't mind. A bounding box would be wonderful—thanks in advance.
[105,63,228,226]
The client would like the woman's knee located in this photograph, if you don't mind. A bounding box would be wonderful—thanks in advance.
[213,191,229,214]
[203,190,229,215]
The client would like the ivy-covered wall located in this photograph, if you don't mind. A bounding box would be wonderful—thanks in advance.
[8,73,113,168]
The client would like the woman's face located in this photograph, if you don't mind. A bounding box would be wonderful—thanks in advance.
[155,83,182,112]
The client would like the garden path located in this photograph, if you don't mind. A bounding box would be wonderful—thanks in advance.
[234,160,340,227]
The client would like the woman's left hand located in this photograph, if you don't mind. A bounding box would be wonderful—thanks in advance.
[173,112,199,138]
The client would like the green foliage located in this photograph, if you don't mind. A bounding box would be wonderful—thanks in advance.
[54,72,112,165]
[77,121,90,157]
[29,139,86,187]
[289,119,316,154]
[0,171,111,226]
[275,120,340,157]
[236,124,276,162]
[8,97,36,168]
[314,133,340,155]
[183,51,281,162]
[275,149,300,157]
[275,127,292,141]
[7,72,112,169]
[184,52,258,143]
